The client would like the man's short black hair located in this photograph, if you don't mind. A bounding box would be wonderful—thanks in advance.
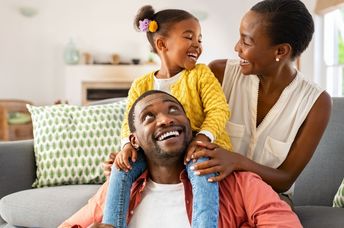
[128,90,185,132]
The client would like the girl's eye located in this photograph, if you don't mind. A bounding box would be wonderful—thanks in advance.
[240,38,251,46]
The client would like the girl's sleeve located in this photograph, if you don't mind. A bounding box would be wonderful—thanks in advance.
[198,65,230,141]
[120,80,143,140]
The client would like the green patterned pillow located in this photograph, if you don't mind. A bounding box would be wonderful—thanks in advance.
[27,100,127,188]
[333,178,344,207]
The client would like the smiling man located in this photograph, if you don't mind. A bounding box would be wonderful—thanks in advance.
[59,90,301,228]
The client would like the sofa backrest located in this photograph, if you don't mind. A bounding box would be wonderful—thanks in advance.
[293,97,344,206]
[0,139,35,200]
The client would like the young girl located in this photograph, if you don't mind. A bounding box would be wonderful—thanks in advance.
[102,5,231,228]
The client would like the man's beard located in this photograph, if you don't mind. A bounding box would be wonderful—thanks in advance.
[150,131,190,162]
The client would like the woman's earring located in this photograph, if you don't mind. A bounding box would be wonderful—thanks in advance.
[275,57,280,62]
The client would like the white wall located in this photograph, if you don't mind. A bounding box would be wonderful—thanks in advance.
[0,0,317,105]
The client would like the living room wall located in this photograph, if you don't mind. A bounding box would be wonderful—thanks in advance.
[0,0,316,105]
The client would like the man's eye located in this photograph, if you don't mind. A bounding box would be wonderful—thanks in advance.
[169,106,179,113]
[143,113,154,122]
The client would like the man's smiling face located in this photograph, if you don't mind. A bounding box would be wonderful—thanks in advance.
[129,92,193,162]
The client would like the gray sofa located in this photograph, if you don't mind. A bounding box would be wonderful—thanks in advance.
[1,98,344,228]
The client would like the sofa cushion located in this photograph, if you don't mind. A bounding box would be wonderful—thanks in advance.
[295,206,344,228]
[0,185,100,227]
[27,100,126,187]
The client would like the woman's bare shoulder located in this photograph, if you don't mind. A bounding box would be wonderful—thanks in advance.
[208,59,227,84]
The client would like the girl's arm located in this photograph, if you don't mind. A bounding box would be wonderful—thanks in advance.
[208,59,227,84]
[196,64,230,143]
[192,90,331,192]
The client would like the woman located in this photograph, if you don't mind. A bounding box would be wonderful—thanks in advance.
[188,0,332,201]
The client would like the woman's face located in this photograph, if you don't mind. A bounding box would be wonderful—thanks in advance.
[235,11,278,76]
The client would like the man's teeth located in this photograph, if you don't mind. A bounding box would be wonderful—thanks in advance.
[241,59,249,64]
[158,131,180,141]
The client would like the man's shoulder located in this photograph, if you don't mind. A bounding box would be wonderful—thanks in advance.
[220,171,263,189]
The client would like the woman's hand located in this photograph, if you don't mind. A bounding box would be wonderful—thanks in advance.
[191,141,246,182]
[184,133,210,164]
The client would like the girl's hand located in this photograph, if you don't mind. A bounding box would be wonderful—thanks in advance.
[103,152,117,178]
[114,143,138,172]
[191,141,245,182]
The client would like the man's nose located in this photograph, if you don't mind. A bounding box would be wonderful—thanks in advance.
[157,113,174,126]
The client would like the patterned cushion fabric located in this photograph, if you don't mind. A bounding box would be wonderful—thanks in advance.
[333,178,344,207]
[27,100,126,187]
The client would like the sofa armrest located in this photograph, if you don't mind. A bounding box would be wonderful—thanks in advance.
[0,140,36,199]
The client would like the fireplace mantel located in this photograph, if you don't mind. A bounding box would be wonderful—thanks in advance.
[64,64,158,105]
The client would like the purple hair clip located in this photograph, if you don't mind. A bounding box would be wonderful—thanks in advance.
[139,19,150,32]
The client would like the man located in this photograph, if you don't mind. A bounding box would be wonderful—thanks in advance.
[59,90,301,228]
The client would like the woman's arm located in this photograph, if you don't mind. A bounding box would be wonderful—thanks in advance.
[192,90,332,193]
[208,59,227,84]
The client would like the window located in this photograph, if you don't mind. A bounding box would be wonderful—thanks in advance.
[323,7,344,96]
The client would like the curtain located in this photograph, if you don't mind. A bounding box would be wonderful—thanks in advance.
[315,0,344,14]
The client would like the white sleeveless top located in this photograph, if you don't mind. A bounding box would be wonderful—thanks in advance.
[222,60,323,193]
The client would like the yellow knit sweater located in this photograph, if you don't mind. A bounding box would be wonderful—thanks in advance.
[121,64,232,150]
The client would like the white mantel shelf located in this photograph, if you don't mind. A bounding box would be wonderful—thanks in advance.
[64,64,159,105]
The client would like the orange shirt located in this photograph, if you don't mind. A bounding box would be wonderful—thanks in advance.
[59,171,301,228]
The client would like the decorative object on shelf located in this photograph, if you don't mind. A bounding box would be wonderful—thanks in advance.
[110,54,120,65]
[147,52,157,64]
[18,6,39,18]
[63,39,80,65]
[131,58,140,65]
[81,52,93,65]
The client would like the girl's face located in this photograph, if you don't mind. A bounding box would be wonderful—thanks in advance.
[163,18,203,72]
[235,11,278,76]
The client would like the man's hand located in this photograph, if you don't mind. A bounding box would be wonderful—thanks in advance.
[191,141,245,182]
[184,134,210,165]
[114,143,138,172]
[103,152,117,179]
[88,223,114,228]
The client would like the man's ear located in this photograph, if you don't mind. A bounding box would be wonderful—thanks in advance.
[129,133,140,150]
